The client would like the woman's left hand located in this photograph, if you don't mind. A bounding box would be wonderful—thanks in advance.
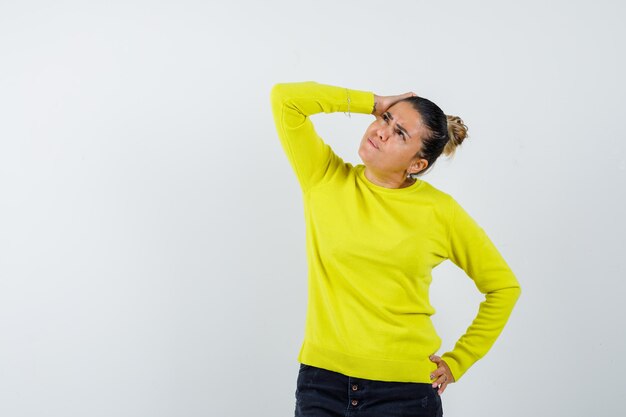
[429,354,455,395]
[372,92,417,117]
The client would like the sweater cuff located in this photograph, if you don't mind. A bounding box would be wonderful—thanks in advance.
[345,89,375,115]
[440,352,467,382]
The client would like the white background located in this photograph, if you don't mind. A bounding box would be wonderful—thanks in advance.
[1,1,625,416]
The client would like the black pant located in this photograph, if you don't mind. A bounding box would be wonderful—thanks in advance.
[295,364,443,417]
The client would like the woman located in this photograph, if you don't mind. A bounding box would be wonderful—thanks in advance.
[270,81,521,417]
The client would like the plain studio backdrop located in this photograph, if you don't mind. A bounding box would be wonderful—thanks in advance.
[1,0,624,416]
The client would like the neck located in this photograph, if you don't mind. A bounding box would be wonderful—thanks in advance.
[364,167,416,189]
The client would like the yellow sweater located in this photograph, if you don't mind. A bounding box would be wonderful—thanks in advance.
[270,81,521,383]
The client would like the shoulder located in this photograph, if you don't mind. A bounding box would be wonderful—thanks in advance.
[418,180,456,204]
[416,181,461,226]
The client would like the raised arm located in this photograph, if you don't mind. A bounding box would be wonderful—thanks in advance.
[270,81,374,192]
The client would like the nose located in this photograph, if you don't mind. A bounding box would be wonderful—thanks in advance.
[377,125,391,142]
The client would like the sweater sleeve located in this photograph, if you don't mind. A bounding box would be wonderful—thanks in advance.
[440,197,522,381]
[270,81,374,192]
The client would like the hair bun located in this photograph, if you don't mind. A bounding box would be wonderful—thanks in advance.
[443,115,469,157]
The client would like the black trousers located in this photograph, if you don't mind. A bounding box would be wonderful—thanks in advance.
[295,364,444,417]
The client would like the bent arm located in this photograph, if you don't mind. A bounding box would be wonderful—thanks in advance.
[270,81,374,192]
[440,197,522,381]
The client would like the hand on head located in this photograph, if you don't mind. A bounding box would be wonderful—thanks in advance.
[372,92,417,117]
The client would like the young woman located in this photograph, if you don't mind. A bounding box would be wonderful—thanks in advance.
[270,81,521,417]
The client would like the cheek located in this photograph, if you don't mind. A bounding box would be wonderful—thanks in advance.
[388,146,411,163]
[363,128,374,142]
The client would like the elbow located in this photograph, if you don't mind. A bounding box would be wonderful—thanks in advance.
[486,281,521,304]
[271,81,317,105]
[499,271,522,302]
[270,83,290,106]
[511,274,522,299]
[270,83,287,116]
[512,284,521,302]
[506,282,522,306]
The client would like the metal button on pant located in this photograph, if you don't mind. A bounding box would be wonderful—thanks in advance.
[348,377,363,410]
[295,363,443,417]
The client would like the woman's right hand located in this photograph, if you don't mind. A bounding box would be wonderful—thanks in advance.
[372,92,417,117]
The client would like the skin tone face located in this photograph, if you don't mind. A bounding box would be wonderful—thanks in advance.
[357,101,430,189]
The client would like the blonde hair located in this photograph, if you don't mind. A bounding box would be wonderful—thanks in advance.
[442,115,469,157]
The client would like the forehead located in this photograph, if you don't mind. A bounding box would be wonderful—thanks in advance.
[388,101,425,137]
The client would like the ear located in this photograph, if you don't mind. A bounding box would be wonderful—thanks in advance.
[408,158,428,175]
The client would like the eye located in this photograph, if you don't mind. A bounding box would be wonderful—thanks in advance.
[382,113,389,123]
[396,130,406,140]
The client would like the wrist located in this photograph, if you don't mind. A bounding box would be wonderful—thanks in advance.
[372,94,380,116]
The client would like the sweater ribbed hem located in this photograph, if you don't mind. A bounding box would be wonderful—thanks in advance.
[297,340,439,383]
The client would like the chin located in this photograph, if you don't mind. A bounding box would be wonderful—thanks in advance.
[357,146,368,164]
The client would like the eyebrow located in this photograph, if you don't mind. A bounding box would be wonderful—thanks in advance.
[384,111,411,138]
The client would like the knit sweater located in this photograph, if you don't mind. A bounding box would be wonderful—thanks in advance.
[269,81,521,383]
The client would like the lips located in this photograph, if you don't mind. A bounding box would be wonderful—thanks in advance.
[368,138,379,150]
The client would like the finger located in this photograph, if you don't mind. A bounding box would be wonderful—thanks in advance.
[430,367,446,381]
[438,380,448,395]
[437,360,455,383]
[432,373,450,393]
[432,373,447,388]
[429,354,441,364]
